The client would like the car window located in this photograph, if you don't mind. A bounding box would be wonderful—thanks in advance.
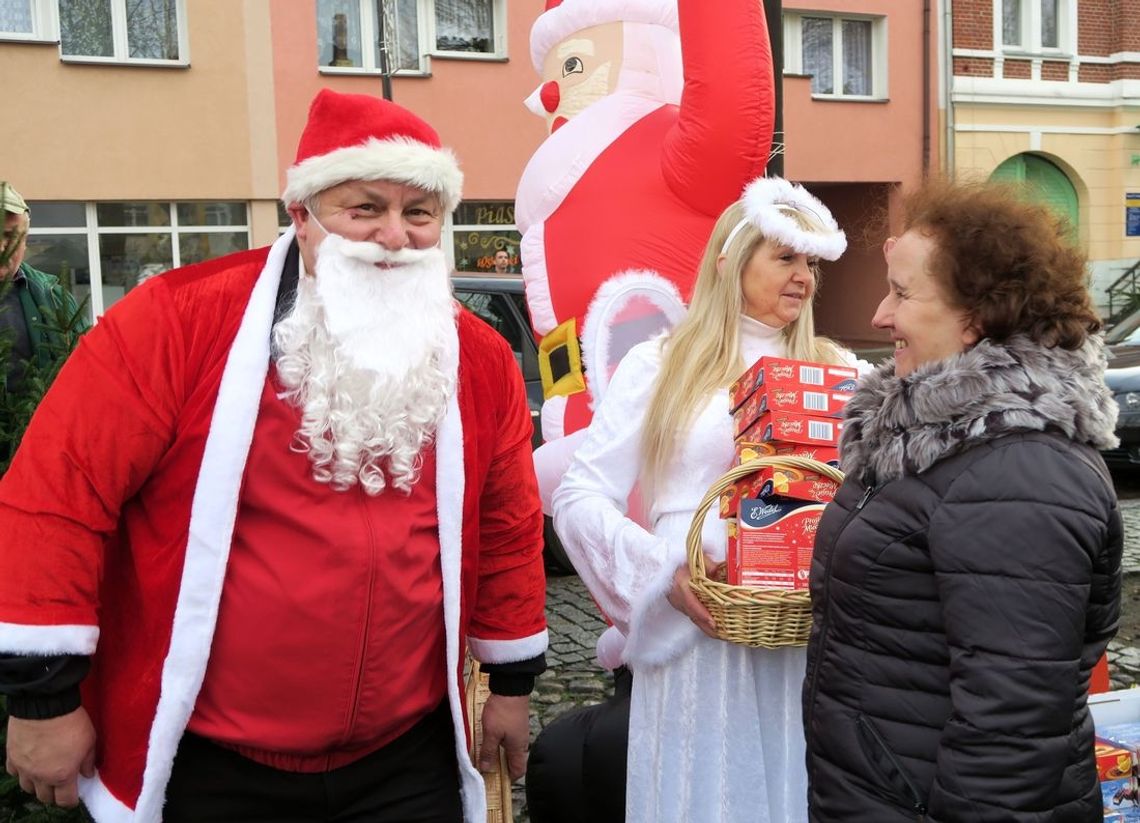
[455,289,530,372]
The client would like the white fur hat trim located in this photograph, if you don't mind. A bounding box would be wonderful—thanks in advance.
[282,137,463,214]
[739,177,847,261]
[530,0,678,71]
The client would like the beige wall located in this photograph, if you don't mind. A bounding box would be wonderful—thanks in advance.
[6,0,275,203]
[953,102,1140,304]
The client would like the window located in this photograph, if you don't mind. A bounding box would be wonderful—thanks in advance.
[451,201,520,273]
[0,0,55,41]
[783,13,885,99]
[24,200,249,320]
[999,0,1066,52]
[315,0,503,74]
[59,0,186,63]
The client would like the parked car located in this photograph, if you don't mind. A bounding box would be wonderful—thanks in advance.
[451,273,577,574]
[1101,304,1140,467]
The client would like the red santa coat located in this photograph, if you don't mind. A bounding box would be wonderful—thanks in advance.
[0,230,548,823]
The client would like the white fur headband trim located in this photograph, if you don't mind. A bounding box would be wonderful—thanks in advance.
[732,177,847,261]
[282,137,463,213]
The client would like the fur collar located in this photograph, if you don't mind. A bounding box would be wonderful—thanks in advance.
[841,335,1119,486]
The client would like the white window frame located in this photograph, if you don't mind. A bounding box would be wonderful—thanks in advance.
[783,12,888,101]
[58,0,189,67]
[25,200,250,319]
[426,0,505,61]
[0,0,57,43]
[994,0,1074,57]
[316,0,429,77]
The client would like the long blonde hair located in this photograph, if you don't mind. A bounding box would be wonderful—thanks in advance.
[639,200,848,488]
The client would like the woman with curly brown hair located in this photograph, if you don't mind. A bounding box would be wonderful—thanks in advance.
[803,177,1123,822]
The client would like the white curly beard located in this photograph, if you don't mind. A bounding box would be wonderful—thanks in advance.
[273,233,457,495]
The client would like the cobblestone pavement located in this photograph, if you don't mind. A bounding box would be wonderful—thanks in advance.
[510,497,1140,822]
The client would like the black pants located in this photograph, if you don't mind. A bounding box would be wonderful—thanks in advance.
[525,666,632,823]
[163,702,462,823]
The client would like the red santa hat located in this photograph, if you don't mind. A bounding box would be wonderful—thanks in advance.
[530,0,678,71]
[282,89,463,213]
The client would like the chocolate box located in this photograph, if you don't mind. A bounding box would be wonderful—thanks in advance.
[1099,736,1137,782]
[719,464,839,518]
[726,497,824,589]
[732,385,852,438]
[737,409,843,447]
[730,356,859,412]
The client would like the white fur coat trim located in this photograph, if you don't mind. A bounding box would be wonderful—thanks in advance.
[0,621,98,655]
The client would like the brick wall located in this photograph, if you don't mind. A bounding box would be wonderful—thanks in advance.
[953,0,993,49]
[1040,60,1069,80]
[1078,0,1115,56]
[955,56,995,76]
[1003,59,1032,78]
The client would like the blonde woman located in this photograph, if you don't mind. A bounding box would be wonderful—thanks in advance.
[552,177,859,823]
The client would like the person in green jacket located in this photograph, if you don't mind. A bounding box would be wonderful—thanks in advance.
[0,183,87,393]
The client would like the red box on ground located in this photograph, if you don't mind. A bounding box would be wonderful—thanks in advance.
[730,356,859,412]
[726,498,824,589]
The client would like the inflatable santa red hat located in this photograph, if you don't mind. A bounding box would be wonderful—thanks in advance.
[529,0,678,71]
[282,88,463,212]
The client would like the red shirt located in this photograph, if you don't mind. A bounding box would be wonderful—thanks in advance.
[189,368,447,771]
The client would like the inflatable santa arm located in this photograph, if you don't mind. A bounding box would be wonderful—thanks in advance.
[662,0,775,216]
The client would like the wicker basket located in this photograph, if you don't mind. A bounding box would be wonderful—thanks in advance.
[465,658,513,823]
[686,455,845,649]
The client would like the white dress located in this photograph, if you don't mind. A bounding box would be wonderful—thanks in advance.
[551,316,809,823]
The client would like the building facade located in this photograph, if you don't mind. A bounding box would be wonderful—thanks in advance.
[3,0,545,320]
[5,0,936,346]
[947,0,1140,312]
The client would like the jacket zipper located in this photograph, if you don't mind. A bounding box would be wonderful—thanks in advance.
[856,715,928,818]
[804,484,877,781]
[344,485,379,740]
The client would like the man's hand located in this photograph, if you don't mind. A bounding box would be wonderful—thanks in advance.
[6,708,96,808]
[478,693,530,780]
[666,556,721,639]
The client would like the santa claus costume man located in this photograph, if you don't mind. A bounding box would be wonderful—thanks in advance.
[0,89,548,823]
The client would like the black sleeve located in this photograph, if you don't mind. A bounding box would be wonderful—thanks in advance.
[482,653,547,697]
[0,655,90,720]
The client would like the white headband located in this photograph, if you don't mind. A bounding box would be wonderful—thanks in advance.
[720,177,847,261]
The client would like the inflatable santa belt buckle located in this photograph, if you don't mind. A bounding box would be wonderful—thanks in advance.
[538,317,586,400]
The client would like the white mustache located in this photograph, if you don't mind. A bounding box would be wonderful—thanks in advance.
[319,233,440,268]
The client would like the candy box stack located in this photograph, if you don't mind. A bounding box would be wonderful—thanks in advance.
[722,356,854,590]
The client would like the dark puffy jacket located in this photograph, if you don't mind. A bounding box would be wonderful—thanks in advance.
[804,336,1122,822]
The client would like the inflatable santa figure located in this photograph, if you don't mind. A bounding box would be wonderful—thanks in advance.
[516,0,776,464]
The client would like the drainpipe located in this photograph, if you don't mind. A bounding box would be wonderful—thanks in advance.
[923,0,931,173]
[767,0,784,177]
[943,0,956,175]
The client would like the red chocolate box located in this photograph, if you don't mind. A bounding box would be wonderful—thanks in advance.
[730,356,859,412]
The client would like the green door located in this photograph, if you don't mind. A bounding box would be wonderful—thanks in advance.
[991,154,1079,238]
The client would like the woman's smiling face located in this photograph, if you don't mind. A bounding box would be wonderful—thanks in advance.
[872,230,979,377]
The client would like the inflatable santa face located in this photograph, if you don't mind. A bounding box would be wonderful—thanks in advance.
[517,0,775,455]
[527,22,624,135]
